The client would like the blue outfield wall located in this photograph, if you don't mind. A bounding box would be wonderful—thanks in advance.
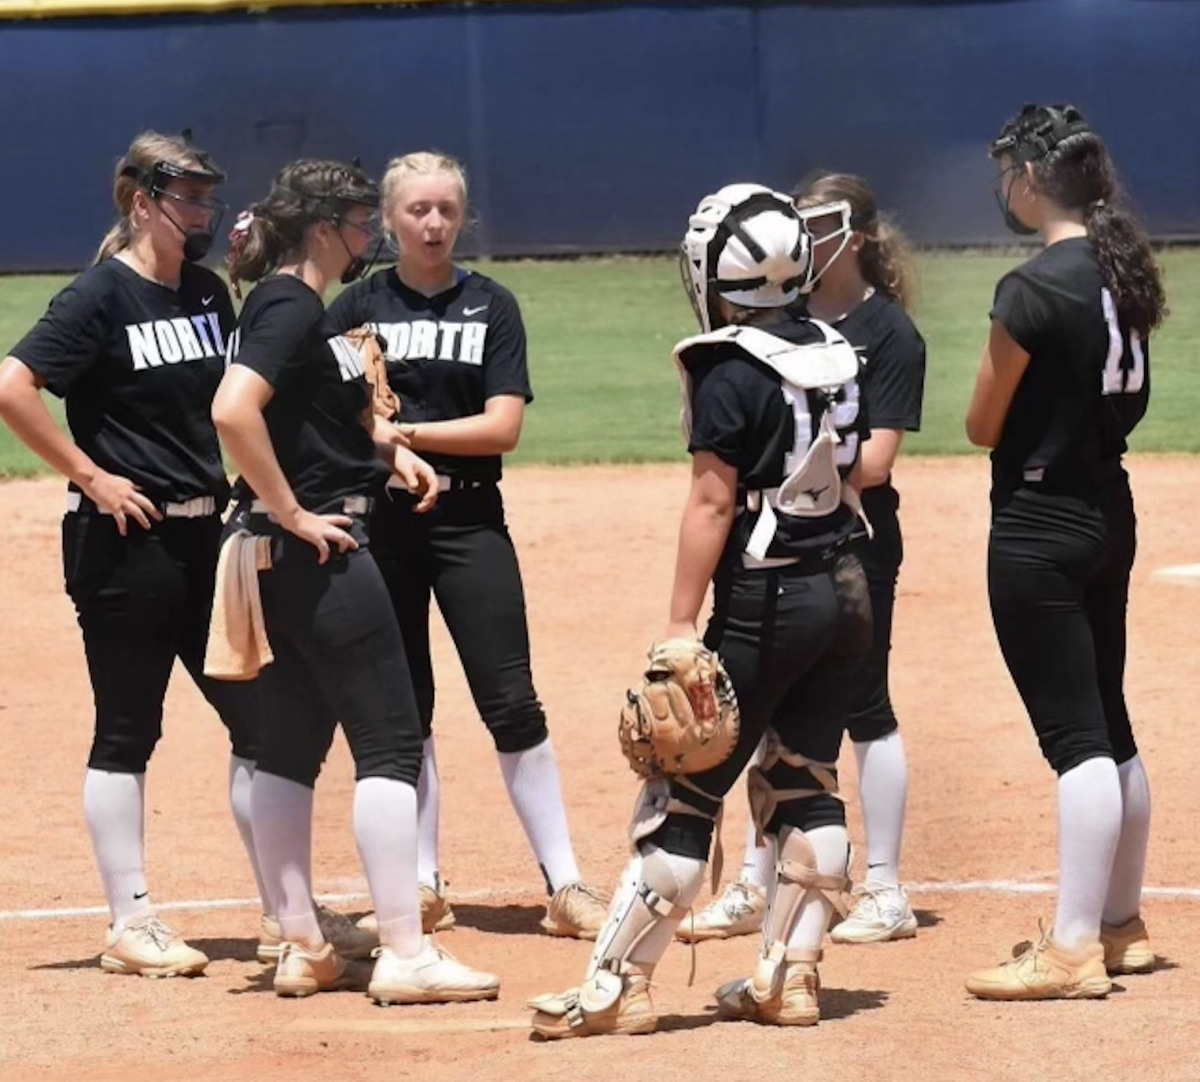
[2,1,1199,270]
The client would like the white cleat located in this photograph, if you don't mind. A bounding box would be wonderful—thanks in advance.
[830,881,918,944]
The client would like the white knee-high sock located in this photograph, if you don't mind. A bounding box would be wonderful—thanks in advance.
[739,818,775,892]
[416,737,441,890]
[1104,755,1151,926]
[354,777,422,957]
[1055,756,1122,951]
[229,756,271,914]
[786,825,850,953]
[854,730,909,887]
[251,772,319,947]
[497,737,581,892]
[84,769,151,931]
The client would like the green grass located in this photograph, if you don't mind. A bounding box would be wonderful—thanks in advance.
[2,250,1197,476]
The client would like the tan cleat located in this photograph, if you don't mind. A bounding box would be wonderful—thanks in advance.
[1100,916,1155,975]
[714,949,822,1027]
[540,881,612,940]
[529,966,657,1039]
[273,940,350,998]
[258,914,283,964]
[368,937,500,1006]
[965,923,1112,1000]
[101,914,209,978]
[419,881,457,933]
[356,878,455,938]
[676,880,766,943]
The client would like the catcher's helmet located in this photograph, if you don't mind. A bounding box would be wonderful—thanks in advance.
[680,183,813,333]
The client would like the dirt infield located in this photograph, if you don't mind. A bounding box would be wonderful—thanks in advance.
[1,456,1197,1082]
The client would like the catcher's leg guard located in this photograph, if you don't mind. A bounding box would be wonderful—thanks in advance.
[716,826,848,1026]
[529,780,713,1040]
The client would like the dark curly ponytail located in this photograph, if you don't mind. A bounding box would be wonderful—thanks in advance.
[993,104,1167,335]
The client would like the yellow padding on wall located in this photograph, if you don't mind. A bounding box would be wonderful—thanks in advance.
[0,0,566,20]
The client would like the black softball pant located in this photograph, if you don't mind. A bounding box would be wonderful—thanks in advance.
[235,511,424,791]
[651,552,873,861]
[368,485,548,753]
[987,477,1138,776]
[63,508,257,774]
[847,483,903,742]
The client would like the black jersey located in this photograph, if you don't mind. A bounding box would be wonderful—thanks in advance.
[687,315,868,560]
[9,258,233,504]
[325,267,533,485]
[227,275,387,509]
[990,237,1149,489]
[832,292,925,434]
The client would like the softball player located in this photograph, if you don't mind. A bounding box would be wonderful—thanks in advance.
[324,151,608,939]
[684,173,926,945]
[0,132,266,977]
[529,185,872,1038]
[964,104,1164,1000]
[214,158,498,1004]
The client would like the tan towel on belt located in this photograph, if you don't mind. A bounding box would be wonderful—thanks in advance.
[204,529,274,680]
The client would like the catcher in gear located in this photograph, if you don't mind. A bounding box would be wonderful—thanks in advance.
[529,184,873,1039]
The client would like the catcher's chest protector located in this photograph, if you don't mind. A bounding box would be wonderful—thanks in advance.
[673,323,865,561]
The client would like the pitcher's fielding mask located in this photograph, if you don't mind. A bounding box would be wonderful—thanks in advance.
[680,184,814,334]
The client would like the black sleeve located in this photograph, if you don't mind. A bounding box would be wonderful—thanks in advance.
[482,289,534,403]
[8,274,112,398]
[688,364,748,467]
[232,288,324,388]
[863,312,925,432]
[991,269,1051,356]
[324,281,368,336]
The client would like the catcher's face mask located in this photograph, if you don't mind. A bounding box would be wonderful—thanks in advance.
[122,157,228,262]
[679,184,814,333]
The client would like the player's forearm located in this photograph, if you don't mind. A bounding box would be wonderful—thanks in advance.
[404,400,523,457]
[668,500,733,628]
[0,358,101,489]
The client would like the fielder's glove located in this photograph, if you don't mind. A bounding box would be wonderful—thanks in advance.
[343,325,402,424]
[618,638,740,778]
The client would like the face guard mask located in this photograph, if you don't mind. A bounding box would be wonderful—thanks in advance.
[991,165,1038,236]
[795,200,854,291]
[988,104,1092,236]
[122,156,228,262]
[333,209,385,284]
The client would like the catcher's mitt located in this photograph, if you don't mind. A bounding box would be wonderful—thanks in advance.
[343,325,401,423]
[618,638,740,778]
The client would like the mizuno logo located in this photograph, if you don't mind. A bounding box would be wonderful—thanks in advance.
[202,295,215,307]
[462,305,488,317]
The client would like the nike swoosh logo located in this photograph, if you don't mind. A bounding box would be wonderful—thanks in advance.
[133,890,149,900]
[462,305,488,317]
[202,295,215,307]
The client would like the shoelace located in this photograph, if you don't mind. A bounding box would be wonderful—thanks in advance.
[722,883,761,918]
[133,915,176,951]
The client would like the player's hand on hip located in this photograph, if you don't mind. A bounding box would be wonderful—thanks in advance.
[391,446,440,514]
[83,470,163,536]
[286,509,358,565]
